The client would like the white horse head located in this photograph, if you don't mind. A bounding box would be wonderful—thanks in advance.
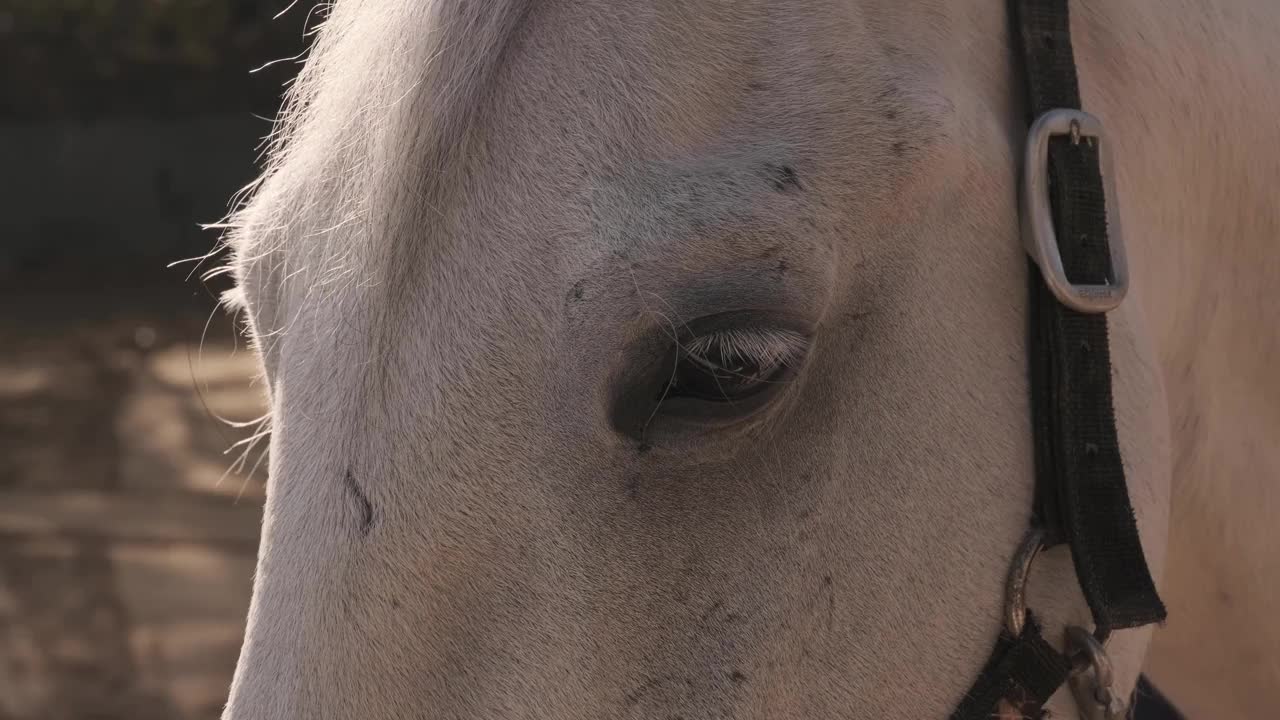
[220,0,1280,717]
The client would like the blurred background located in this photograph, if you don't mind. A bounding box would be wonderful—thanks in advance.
[1,3,318,718]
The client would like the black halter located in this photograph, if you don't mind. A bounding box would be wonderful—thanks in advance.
[951,1,1167,717]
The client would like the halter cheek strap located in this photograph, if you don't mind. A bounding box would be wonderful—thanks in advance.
[952,1,1167,717]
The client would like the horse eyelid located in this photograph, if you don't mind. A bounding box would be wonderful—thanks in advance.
[682,327,810,369]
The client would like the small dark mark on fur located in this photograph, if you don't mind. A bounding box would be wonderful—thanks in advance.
[624,676,666,707]
[753,243,784,260]
[776,259,790,273]
[891,141,907,157]
[730,670,748,685]
[570,281,585,301]
[700,600,724,623]
[344,470,374,536]
[764,163,803,192]
[838,309,874,327]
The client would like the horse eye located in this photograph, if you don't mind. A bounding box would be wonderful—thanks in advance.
[609,316,812,441]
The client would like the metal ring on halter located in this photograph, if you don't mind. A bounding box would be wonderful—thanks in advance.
[1004,527,1045,636]
[1065,625,1125,720]
[1064,626,1114,690]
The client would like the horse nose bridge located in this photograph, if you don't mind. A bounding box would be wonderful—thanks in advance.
[222,557,327,719]
[223,484,374,718]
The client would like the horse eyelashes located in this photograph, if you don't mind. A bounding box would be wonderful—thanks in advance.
[667,328,807,402]
[683,327,807,372]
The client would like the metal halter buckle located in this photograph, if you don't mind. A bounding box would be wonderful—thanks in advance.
[1065,626,1127,720]
[1020,108,1129,313]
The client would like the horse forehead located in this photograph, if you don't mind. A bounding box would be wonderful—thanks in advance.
[238,0,955,260]
[233,0,965,375]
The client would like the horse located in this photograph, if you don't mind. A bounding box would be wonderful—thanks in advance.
[216,0,1280,717]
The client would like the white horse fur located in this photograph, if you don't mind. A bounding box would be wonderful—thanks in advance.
[220,0,1280,717]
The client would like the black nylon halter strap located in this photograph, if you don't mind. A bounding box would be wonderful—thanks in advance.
[950,614,1072,720]
[1013,0,1166,641]
[951,1,1166,717]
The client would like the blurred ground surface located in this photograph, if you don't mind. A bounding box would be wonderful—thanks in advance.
[0,270,265,720]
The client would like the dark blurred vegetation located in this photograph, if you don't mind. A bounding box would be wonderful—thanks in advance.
[0,1,324,283]
[0,0,321,121]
